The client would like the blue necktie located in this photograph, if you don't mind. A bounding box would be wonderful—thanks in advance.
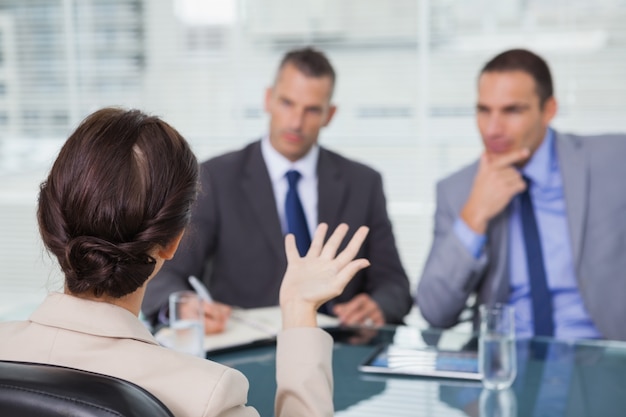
[519,176,555,337]
[285,170,311,256]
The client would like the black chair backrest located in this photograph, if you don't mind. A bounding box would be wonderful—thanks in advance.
[0,360,174,417]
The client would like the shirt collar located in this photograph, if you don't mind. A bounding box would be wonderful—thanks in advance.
[29,292,158,346]
[521,127,557,189]
[261,135,319,182]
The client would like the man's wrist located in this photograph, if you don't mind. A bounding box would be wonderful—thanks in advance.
[460,203,488,234]
[454,217,486,259]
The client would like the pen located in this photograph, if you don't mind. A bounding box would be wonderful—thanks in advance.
[188,276,213,303]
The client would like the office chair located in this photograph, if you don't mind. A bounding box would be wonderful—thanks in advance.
[0,360,174,417]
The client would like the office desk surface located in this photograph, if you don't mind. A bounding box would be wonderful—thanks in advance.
[208,326,626,417]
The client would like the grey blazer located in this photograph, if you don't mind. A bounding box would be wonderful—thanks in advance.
[416,131,626,341]
[143,140,411,324]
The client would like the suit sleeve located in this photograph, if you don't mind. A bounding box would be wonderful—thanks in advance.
[275,328,334,417]
[363,173,413,324]
[141,164,219,323]
[416,180,488,328]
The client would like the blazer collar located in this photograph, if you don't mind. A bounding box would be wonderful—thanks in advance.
[317,148,347,225]
[241,141,284,258]
[261,135,319,182]
[555,131,588,268]
[29,293,158,346]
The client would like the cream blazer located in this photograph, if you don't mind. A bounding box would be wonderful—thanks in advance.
[0,293,333,417]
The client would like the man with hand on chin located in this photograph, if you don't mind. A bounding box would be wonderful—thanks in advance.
[417,49,626,341]
[143,46,412,332]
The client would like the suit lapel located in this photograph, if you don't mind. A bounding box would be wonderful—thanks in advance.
[460,160,511,305]
[240,141,284,258]
[556,133,588,268]
[317,148,347,227]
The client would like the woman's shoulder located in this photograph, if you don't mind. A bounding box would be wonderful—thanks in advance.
[118,342,253,416]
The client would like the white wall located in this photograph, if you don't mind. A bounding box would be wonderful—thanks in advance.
[1,0,625,319]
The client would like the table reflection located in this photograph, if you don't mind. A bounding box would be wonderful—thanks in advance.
[210,325,626,417]
[440,338,626,417]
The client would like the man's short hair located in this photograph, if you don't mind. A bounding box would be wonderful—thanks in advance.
[276,47,336,95]
[480,49,554,107]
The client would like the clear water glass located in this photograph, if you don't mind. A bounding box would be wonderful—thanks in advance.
[479,304,516,390]
[479,388,517,417]
[168,290,205,357]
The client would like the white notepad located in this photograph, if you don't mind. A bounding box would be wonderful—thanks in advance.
[156,306,339,353]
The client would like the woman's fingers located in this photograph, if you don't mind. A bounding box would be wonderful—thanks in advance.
[279,223,371,328]
[318,223,349,259]
[334,226,369,266]
[284,233,299,263]
[306,223,329,257]
[335,258,371,290]
[287,224,369,266]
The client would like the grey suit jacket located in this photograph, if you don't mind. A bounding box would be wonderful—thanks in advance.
[0,293,334,417]
[417,131,626,341]
[143,140,411,324]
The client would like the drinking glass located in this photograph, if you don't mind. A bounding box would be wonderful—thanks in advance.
[168,291,205,357]
[479,304,516,390]
[479,388,517,417]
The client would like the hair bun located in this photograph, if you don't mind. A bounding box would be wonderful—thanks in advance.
[63,236,156,298]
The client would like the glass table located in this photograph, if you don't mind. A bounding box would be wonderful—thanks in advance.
[209,325,626,416]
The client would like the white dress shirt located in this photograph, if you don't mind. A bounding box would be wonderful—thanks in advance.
[260,135,319,238]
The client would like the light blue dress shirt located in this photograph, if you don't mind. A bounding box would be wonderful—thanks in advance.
[454,129,601,339]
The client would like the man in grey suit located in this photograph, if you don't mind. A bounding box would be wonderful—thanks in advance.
[143,47,412,332]
[417,49,626,341]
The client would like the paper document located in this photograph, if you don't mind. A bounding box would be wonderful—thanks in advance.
[204,306,339,352]
[157,306,339,353]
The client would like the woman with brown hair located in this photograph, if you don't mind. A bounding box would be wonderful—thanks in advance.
[0,107,369,417]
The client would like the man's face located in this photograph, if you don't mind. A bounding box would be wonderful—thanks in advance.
[265,63,336,162]
[476,70,556,160]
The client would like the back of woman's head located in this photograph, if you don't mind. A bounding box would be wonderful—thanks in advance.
[38,108,198,298]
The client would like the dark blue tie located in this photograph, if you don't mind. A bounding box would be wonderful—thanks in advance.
[519,176,555,337]
[285,170,311,256]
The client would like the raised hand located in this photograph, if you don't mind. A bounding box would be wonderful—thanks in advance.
[279,223,370,328]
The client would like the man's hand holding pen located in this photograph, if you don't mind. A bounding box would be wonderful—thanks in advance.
[202,302,232,334]
[188,275,232,334]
